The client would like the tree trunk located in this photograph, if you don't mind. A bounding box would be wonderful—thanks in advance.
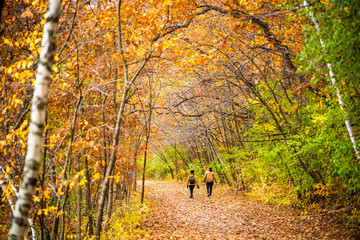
[164,148,179,177]
[132,134,143,191]
[155,151,174,179]
[141,76,154,205]
[101,93,108,179]
[94,0,152,236]
[0,166,37,240]
[0,0,5,24]
[59,203,66,240]
[94,77,130,239]
[8,0,62,238]
[304,0,360,160]
[76,155,82,240]
[104,177,114,228]
[51,200,61,240]
[141,145,148,205]
[173,146,190,169]
[84,157,94,237]
[40,112,48,240]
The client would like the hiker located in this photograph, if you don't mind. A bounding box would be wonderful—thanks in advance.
[203,167,217,197]
[186,170,199,198]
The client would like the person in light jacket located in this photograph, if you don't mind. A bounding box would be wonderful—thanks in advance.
[203,167,217,197]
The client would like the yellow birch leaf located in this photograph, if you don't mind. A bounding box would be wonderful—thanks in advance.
[57,210,64,217]
[78,178,88,186]
[33,195,40,203]
[43,209,48,216]
[92,173,101,181]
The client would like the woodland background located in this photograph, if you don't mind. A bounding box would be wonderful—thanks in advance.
[1,0,360,239]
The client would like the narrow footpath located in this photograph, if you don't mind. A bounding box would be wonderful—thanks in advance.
[141,181,347,240]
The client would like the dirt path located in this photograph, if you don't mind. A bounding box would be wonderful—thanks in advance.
[141,181,347,240]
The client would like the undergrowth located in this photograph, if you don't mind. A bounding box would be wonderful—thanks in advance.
[102,193,151,240]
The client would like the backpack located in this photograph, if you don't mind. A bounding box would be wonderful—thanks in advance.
[189,176,195,184]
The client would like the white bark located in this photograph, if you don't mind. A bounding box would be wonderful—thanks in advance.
[1,167,37,240]
[304,1,360,159]
[8,0,63,239]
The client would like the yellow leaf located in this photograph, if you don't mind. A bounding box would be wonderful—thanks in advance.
[78,178,88,186]
[57,210,64,217]
[92,173,101,181]
[115,175,120,183]
[35,38,41,45]
[44,189,51,199]
[33,195,40,203]
[49,206,58,212]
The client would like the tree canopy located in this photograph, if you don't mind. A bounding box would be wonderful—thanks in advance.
[1,0,360,239]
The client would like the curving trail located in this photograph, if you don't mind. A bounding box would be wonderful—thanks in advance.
[141,181,347,240]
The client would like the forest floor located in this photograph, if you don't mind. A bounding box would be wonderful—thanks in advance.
[141,180,353,240]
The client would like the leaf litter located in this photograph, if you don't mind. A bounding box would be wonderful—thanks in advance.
[141,181,349,239]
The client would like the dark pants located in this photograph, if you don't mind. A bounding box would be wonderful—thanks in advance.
[206,182,214,196]
[189,185,195,198]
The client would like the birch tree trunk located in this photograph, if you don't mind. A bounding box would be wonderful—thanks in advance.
[0,167,37,240]
[304,0,360,159]
[8,0,62,239]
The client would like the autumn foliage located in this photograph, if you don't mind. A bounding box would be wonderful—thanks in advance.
[1,0,360,239]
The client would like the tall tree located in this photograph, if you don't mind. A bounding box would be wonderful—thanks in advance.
[303,0,360,159]
[8,0,63,239]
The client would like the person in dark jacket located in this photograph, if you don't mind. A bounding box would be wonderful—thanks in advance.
[186,170,199,198]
